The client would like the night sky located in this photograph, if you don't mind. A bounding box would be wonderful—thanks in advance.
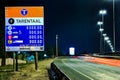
[4,0,120,54]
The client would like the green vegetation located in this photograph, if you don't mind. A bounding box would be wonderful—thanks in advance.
[0,65,13,80]
[0,59,54,80]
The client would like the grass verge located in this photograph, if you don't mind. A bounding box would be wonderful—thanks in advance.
[0,58,54,80]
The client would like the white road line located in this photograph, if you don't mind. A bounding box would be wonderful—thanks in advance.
[55,64,72,80]
[62,59,94,80]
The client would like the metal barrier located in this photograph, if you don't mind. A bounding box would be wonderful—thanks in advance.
[49,62,70,80]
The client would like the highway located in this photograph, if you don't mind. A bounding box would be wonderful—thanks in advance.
[54,57,120,80]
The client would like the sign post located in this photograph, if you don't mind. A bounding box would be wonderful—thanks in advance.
[35,52,38,70]
[5,6,44,70]
[16,52,18,71]
[13,52,15,71]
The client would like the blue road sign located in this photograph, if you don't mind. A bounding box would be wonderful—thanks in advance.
[5,7,44,51]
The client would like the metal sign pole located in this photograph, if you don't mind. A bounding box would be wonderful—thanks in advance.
[13,52,15,71]
[16,52,18,71]
[35,52,38,70]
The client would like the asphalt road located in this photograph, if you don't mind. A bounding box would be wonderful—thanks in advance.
[54,58,120,80]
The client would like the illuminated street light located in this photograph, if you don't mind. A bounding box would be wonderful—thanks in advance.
[103,33,107,53]
[97,21,103,32]
[99,10,107,25]
[104,36,109,41]
[111,46,113,49]
[97,21,103,25]
[103,33,107,37]
[97,21,103,53]
[99,10,107,15]
[112,50,115,52]
[99,28,104,32]
[110,45,112,48]
[108,42,112,46]
[107,0,117,52]
[110,46,113,48]
[107,40,111,43]
[99,10,107,53]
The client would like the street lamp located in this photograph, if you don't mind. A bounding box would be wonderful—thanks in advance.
[113,0,116,52]
[103,33,107,52]
[99,9,107,25]
[97,21,103,31]
[106,0,116,52]
[104,36,109,41]
[99,10,107,15]
[97,21,103,25]
[103,33,107,37]
[97,21,104,32]
[110,45,113,48]
[97,21,103,53]
[99,28,104,32]
[107,40,111,43]
[104,35,111,52]
[99,10,107,53]
[108,42,112,46]
[108,42,114,52]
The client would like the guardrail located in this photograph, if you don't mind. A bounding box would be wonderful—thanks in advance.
[49,62,70,80]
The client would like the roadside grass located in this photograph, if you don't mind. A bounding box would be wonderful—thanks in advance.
[0,65,13,80]
[0,58,54,80]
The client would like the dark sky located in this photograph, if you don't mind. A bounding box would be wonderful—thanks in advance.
[4,0,120,54]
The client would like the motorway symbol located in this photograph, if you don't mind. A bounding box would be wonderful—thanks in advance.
[21,9,28,16]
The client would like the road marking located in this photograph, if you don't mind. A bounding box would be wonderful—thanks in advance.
[62,59,94,80]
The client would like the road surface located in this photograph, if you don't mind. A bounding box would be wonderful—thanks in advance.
[54,57,120,80]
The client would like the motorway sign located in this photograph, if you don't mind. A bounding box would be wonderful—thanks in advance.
[5,6,44,51]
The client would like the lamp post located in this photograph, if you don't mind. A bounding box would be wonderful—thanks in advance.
[104,36,109,41]
[99,10,107,25]
[103,33,107,37]
[99,10,107,53]
[113,0,116,52]
[103,34,115,52]
[56,34,58,57]
[107,40,111,43]
[97,21,103,53]
[103,33,107,52]
[104,36,110,52]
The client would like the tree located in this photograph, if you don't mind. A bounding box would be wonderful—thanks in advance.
[0,0,18,66]
[0,1,6,66]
